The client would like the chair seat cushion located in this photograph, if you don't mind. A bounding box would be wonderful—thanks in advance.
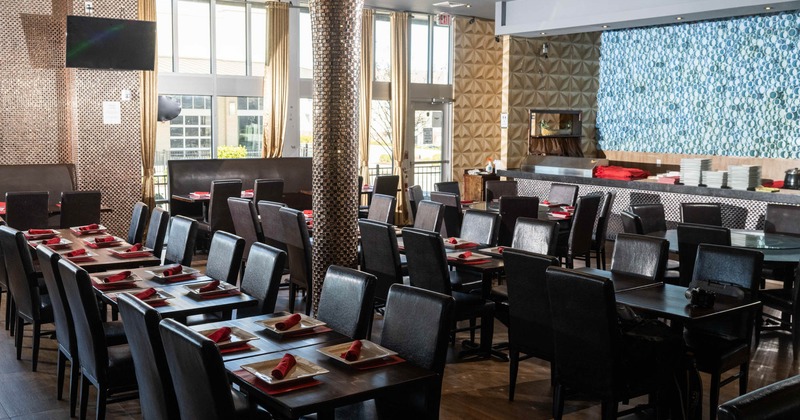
[103,320,128,346]
[452,291,492,319]
[684,331,750,372]
[107,344,137,388]
[449,270,482,290]
[489,285,508,302]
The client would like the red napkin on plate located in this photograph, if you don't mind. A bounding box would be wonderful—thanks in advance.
[208,327,232,343]
[104,271,131,283]
[341,340,362,361]
[192,191,209,195]
[542,200,550,205]
[199,280,220,293]
[45,237,61,245]
[497,247,505,254]
[458,251,472,259]
[552,211,571,217]
[66,249,86,257]
[29,229,52,235]
[448,237,458,244]
[303,210,313,217]
[271,354,297,380]
[161,265,183,276]
[95,236,116,243]
[127,243,142,252]
[79,224,100,231]
[135,288,157,300]
[275,314,302,331]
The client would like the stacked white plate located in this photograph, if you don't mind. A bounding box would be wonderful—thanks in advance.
[680,158,711,186]
[702,171,728,188]
[728,165,761,190]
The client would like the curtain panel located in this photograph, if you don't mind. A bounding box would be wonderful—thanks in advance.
[262,1,290,157]
[138,0,157,210]
[390,12,409,224]
[359,9,374,184]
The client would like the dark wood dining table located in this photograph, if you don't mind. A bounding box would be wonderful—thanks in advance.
[576,267,664,292]
[47,228,161,272]
[655,228,800,264]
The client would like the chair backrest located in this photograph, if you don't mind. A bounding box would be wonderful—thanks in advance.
[498,196,539,246]
[35,246,75,358]
[237,243,287,318]
[592,191,615,247]
[407,185,424,220]
[159,318,237,419]
[485,180,518,202]
[630,203,667,234]
[381,284,454,375]
[429,191,461,238]
[127,202,149,245]
[0,226,42,321]
[316,266,376,339]
[279,207,313,291]
[58,259,108,384]
[373,175,400,199]
[620,210,644,234]
[117,294,180,420]
[257,200,288,252]
[402,228,451,296]
[164,215,198,266]
[677,223,731,287]
[228,197,264,260]
[547,183,578,206]
[460,210,500,246]
[566,194,601,256]
[547,267,620,396]
[59,190,101,228]
[207,179,242,233]
[4,191,49,230]
[610,233,668,282]
[206,231,245,285]
[503,249,560,360]
[413,200,444,233]
[358,219,403,304]
[717,374,800,420]
[511,217,558,255]
[144,207,170,258]
[434,181,460,196]
[367,193,396,225]
[253,178,284,205]
[681,202,722,226]
[765,203,800,236]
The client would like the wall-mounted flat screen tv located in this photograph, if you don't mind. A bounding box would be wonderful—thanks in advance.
[66,15,156,71]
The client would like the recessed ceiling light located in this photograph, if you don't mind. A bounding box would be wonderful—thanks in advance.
[765,6,772,10]
[602,25,609,28]
[465,4,471,7]
[432,1,468,8]
[540,32,546,35]
[676,16,683,21]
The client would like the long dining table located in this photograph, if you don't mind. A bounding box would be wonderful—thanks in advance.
[34,227,161,272]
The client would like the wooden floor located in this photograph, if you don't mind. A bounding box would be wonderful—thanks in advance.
[1,249,798,419]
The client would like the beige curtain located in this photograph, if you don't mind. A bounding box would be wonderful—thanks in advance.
[359,9,374,183]
[138,0,157,210]
[262,1,289,157]
[390,12,409,224]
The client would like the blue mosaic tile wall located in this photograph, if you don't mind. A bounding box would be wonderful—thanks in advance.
[596,12,800,159]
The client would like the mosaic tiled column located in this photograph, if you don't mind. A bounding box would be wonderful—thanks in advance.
[309,0,363,314]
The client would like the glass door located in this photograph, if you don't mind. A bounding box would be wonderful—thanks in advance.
[407,101,451,194]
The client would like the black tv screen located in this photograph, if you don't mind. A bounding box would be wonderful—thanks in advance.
[66,15,156,71]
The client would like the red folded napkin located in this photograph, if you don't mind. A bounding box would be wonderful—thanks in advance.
[208,326,232,343]
[192,191,209,195]
[199,280,220,293]
[103,271,131,283]
[95,236,116,243]
[45,237,61,245]
[551,211,571,216]
[28,229,52,235]
[135,288,158,300]
[341,340,362,361]
[79,224,100,231]
[458,251,473,259]
[275,314,302,331]
[448,237,458,244]
[161,265,183,276]
[542,200,550,205]
[772,180,785,189]
[497,247,505,254]
[66,249,86,257]
[460,200,474,204]
[303,210,313,216]
[127,243,142,252]
[271,354,297,380]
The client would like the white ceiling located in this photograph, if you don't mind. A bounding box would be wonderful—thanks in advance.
[362,0,497,20]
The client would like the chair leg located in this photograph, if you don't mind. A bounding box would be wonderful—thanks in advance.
[468,318,476,343]
[80,375,90,420]
[15,316,23,360]
[8,299,16,334]
[792,314,800,360]
[57,350,66,400]
[739,363,749,396]
[600,248,607,270]
[31,322,41,372]
[288,284,296,313]
[96,386,107,420]
[601,399,618,419]
[70,358,80,418]
[509,349,519,401]
[709,371,721,420]
[553,383,565,420]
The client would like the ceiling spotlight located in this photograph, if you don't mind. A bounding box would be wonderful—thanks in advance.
[676,16,683,21]
[602,25,609,28]
[465,4,471,7]
[540,32,546,35]
[765,6,772,10]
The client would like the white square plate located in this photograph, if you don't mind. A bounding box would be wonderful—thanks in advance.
[241,356,328,385]
[316,340,397,365]
[255,313,326,336]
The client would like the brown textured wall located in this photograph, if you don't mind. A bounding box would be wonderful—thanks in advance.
[501,32,601,170]
[452,17,502,185]
[1,1,142,234]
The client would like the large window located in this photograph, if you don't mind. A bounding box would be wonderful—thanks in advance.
[156,0,173,72]
[299,98,314,157]
[251,5,266,76]
[373,14,391,82]
[216,96,263,158]
[299,10,313,79]
[215,2,246,75]
[410,15,430,83]
[368,100,393,181]
[156,95,212,167]
[408,14,452,84]
[177,0,211,73]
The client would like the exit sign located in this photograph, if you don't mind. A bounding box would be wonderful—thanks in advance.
[436,13,451,26]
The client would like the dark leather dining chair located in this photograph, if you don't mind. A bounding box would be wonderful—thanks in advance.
[237,242,287,319]
[684,244,763,420]
[460,210,500,246]
[498,196,539,246]
[407,185,424,220]
[760,257,800,360]
[764,203,800,236]
[434,181,460,196]
[59,190,101,228]
[257,200,289,256]
[590,191,615,270]
[228,197,264,263]
[511,217,559,255]
[198,179,242,234]
[718,374,800,420]
[0,222,10,332]
[374,284,454,419]
[117,294,180,420]
[316,265,376,340]
[413,200,444,233]
[681,202,723,226]
[546,183,578,206]
[485,180,518,202]
[58,259,138,420]
[630,203,667,234]
[361,175,400,217]
[610,233,669,283]
[429,191,462,238]
[4,191,49,231]
[159,319,270,420]
[126,201,148,245]
[164,215,198,266]
[144,207,170,260]
[0,226,53,371]
[502,248,559,401]
[677,223,731,287]
[367,193,396,225]
[358,219,404,311]
[253,178,284,205]
[556,194,601,268]
[620,210,644,234]
[205,231,245,286]
[280,207,314,314]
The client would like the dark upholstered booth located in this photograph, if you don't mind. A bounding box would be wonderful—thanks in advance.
[167,158,312,217]
[0,164,76,208]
